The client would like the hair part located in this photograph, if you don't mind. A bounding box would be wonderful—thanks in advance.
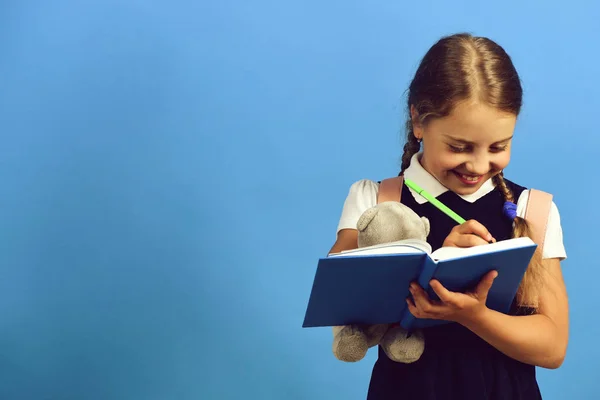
[400,33,545,308]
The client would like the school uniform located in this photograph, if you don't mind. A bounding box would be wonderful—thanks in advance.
[336,153,567,400]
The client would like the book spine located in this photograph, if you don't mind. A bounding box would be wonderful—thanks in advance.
[399,255,439,330]
[417,255,438,291]
[398,306,416,329]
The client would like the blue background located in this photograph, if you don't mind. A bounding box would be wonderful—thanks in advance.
[0,1,597,399]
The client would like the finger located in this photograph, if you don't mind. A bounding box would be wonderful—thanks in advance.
[458,220,495,243]
[406,288,421,317]
[406,300,425,320]
[410,283,441,316]
[409,283,428,301]
[451,233,491,248]
[406,297,419,317]
[429,279,458,304]
[475,270,498,299]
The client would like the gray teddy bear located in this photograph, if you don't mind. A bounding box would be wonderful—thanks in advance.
[332,201,430,363]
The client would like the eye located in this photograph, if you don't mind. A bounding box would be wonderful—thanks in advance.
[490,145,508,153]
[449,144,468,153]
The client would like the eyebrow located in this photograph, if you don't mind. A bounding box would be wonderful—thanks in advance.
[443,134,513,145]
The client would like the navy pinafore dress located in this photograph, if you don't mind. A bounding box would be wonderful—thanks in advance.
[366,179,542,400]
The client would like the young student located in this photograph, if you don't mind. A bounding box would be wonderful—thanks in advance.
[329,33,569,399]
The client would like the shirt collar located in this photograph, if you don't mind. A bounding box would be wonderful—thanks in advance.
[403,152,496,204]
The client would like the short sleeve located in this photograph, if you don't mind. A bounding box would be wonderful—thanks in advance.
[515,190,567,260]
[336,179,379,237]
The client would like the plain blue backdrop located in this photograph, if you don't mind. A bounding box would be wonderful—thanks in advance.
[0,0,598,399]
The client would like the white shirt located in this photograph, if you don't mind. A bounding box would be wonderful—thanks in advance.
[337,153,567,260]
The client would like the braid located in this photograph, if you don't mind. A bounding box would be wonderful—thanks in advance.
[492,172,514,202]
[493,172,544,308]
[400,120,421,175]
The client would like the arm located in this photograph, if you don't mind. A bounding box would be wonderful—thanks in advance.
[408,257,569,369]
[458,258,569,369]
[328,229,358,255]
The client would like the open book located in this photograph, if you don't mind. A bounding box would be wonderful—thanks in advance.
[302,237,537,329]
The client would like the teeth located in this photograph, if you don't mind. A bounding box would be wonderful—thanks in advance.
[461,174,479,182]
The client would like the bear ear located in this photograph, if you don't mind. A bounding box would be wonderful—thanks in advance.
[421,216,430,237]
[357,206,379,232]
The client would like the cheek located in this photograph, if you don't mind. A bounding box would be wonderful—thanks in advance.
[436,154,464,171]
[492,152,511,170]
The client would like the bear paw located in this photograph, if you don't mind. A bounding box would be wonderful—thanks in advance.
[332,325,369,362]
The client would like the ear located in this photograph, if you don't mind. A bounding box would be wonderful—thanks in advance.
[421,216,430,237]
[410,105,423,141]
[357,206,379,232]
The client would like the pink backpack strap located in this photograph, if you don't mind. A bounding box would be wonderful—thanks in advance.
[523,188,553,253]
[377,176,404,204]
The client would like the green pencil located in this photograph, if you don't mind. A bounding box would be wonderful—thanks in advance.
[404,178,467,224]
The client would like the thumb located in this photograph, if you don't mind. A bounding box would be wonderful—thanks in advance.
[476,270,498,299]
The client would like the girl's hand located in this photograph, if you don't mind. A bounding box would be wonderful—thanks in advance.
[406,270,498,325]
[442,219,496,247]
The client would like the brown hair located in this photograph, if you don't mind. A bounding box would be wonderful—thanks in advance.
[400,33,543,308]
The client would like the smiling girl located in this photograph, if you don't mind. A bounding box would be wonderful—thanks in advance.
[329,33,569,400]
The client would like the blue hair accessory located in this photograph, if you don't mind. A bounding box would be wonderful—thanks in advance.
[503,201,517,220]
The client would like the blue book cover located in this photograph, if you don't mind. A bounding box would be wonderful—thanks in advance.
[302,237,537,329]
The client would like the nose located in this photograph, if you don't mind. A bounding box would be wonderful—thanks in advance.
[465,154,489,175]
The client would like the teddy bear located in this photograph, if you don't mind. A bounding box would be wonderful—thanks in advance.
[332,201,430,363]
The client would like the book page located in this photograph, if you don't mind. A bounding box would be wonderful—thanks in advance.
[430,237,535,261]
[329,238,432,257]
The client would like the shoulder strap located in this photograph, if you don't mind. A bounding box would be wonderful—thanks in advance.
[524,189,553,253]
[377,176,404,204]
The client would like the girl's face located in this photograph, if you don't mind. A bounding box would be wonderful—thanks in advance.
[413,100,516,195]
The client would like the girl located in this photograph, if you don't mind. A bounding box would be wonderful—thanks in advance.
[329,33,569,399]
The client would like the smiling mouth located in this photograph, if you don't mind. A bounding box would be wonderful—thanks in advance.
[452,171,483,185]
